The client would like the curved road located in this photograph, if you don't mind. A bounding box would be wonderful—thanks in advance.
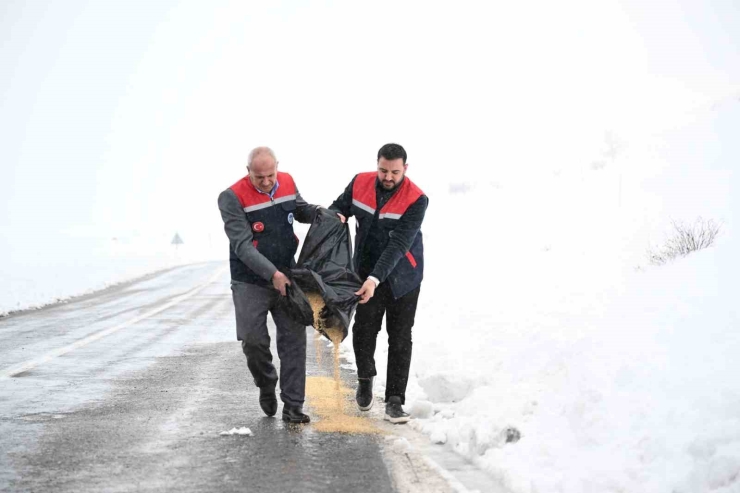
[0,262,499,492]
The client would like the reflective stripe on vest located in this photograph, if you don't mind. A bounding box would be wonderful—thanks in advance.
[230,172,298,210]
[351,172,423,219]
[243,194,297,213]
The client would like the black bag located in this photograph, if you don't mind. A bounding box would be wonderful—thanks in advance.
[279,209,362,341]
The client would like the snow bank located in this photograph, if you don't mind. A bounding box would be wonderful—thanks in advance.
[385,174,737,492]
[335,122,738,491]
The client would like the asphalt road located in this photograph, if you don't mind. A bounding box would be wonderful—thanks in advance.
[0,262,499,493]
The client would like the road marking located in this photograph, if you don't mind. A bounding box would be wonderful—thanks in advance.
[419,455,475,493]
[0,267,227,380]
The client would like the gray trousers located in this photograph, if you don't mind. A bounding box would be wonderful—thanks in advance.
[231,280,307,408]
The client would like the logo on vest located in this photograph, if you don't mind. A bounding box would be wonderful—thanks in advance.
[252,222,265,233]
[287,213,294,225]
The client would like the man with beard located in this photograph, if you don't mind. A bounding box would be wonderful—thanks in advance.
[330,143,428,424]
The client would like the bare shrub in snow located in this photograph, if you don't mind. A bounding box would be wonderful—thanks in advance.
[647,218,722,266]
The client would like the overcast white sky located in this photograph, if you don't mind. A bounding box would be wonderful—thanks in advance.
[1,0,738,259]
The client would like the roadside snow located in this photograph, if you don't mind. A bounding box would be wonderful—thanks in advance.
[400,227,739,493]
[337,125,738,492]
[0,235,195,316]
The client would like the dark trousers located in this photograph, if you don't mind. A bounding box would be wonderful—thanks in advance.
[231,280,307,408]
[352,282,421,405]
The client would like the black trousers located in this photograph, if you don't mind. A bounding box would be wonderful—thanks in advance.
[352,282,421,405]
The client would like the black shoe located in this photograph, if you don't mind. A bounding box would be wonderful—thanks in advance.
[259,385,277,417]
[282,405,311,424]
[384,396,410,424]
[356,377,374,411]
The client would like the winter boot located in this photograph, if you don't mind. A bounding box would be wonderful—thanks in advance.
[356,377,374,411]
[259,384,277,417]
[384,396,410,424]
[282,405,311,424]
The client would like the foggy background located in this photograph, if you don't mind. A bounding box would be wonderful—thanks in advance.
[1,0,738,290]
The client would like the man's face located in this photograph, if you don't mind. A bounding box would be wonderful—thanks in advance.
[377,157,407,190]
[248,153,278,193]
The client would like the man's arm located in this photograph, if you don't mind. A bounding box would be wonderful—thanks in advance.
[328,175,357,219]
[370,195,429,283]
[294,188,321,224]
[217,189,278,282]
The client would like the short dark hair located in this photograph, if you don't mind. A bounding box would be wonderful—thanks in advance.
[377,143,407,164]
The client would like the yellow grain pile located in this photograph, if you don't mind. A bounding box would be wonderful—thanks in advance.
[306,376,382,434]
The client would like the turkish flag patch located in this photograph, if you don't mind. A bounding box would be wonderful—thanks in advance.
[252,222,265,233]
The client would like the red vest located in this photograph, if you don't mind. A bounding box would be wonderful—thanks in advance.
[350,172,425,298]
[228,172,299,284]
[351,172,424,220]
[230,172,297,211]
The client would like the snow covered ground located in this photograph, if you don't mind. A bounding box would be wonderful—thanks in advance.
[401,204,738,493]
[334,101,739,492]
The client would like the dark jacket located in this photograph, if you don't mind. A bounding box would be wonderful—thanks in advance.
[329,172,428,298]
[218,172,318,285]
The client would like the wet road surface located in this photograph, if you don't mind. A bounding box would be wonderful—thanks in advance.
[0,262,499,492]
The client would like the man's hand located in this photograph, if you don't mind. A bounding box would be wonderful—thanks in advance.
[272,271,291,297]
[337,213,346,223]
[355,279,376,304]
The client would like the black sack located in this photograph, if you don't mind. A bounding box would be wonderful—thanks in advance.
[280,280,314,327]
[279,208,362,341]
